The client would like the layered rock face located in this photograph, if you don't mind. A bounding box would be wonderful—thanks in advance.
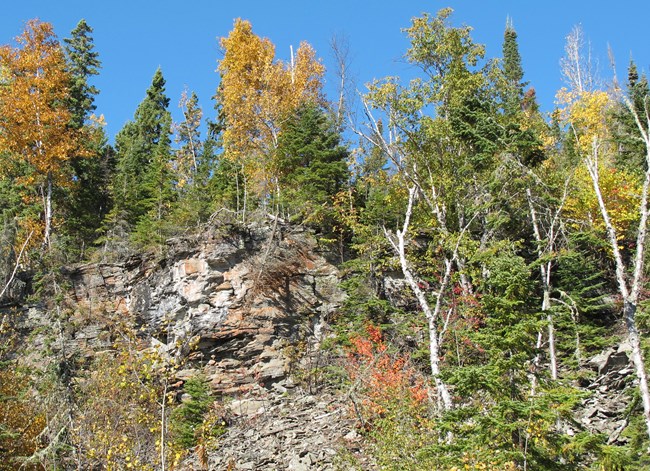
[65,221,344,395]
[7,221,361,469]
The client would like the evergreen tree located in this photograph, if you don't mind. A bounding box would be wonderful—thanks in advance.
[275,103,349,227]
[59,126,113,257]
[499,19,546,167]
[612,60,650,175]
[64,19,101,129]
[502,18,525,115]
[57,19,111,257]
[110,68,173,239]
[132,111,175,246]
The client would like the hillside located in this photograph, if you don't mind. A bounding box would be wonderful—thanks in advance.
[2,7,650,470]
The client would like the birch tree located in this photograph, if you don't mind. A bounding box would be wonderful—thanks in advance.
[217,19,324,202]
[559,52,650,445]
[356,8,493,411]
[0,20,86,248]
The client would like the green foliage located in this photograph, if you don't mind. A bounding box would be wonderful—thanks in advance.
[553,232,615,364]
[169,376,213,449]
[63,18,101,129]
[611,60,649,176]
[502,19,526,116]
[2,10,648,470]
[59,126,113,257]
[110,68,174,242]
[275,103,349,230]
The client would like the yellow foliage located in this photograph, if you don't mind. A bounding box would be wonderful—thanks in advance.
[557,87,641,244]
[217,18,324,193]
[0,20,88,174]
[70,332,170,470]
[564,163,641,238]
[0,20,91,247]
[0,369,46,470]
[556,89,611,155]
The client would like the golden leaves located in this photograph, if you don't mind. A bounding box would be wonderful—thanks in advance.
[0,369,46,470]
[217,19,324,191]
[556,89,611,155]
[0,19,89,246]
[564,164,641,239]
[0,20,78,174]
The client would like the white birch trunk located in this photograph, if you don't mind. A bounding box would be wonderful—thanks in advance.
[586,131,650,446]
[387,186,453,411]
[526,188,558,380]
[44,172,53,248]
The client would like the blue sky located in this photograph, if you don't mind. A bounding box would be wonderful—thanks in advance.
[2,1,649,141]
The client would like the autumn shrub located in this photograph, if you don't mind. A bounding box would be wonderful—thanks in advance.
[344,323,440,469]
[70,333,173,470]
[0,367,46,470]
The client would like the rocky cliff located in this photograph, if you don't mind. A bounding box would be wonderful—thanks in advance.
[5,219,643,469]
[63,221,343,398]
[8,220,367,470]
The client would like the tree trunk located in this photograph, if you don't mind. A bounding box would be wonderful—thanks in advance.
[44,172,53,248]
[543,283,558,380]
[586,138,650,446]
[624,300,650,444]
[388,186,453,411]
[526,188,558,380]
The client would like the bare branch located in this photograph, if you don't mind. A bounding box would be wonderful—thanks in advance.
[0,230,34,301]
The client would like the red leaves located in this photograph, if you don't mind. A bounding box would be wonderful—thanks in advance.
[346,323,429,417]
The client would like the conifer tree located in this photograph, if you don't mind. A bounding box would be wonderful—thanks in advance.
[64,19,101,129]
[110,68,173,237]
[61,19,111,254]
[275,103,349,226]
[502,18,525,115]
[612,60,649,174]
[500,18,545,167]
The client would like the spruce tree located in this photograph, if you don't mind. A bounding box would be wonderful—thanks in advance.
[612,60,650,174]
[502,18,525,115]
[110,68,173,238]
[59,19,111,257]
[64,19,101,129]
[499,18,545,167]
[275,103,349,229]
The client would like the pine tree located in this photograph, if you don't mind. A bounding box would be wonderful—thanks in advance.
[500,18,545,167]
[612,60,649,174]
[61,19,110,255]
[275,103,349,227]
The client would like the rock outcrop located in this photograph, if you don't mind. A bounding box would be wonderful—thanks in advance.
[577,341,637,445]
[63,221,344,398]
